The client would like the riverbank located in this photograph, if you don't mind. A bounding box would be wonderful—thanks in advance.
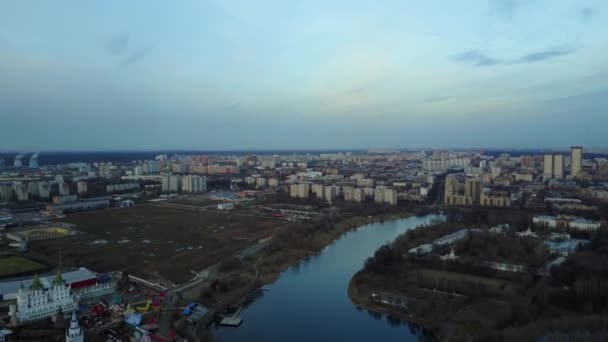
[210,213,444,342]
[348,271,434,332]
[346,210,608,341]
[258,211,415,284]
[199,211,416,317]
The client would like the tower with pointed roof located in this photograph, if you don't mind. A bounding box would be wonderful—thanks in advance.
[66,311,83,342]
[15,271,78,324]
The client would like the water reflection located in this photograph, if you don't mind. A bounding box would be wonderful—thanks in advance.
[212,214,443,342]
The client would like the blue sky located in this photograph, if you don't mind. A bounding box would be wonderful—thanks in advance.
[1,0,607,150]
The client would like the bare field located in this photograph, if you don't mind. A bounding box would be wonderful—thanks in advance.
[28,204,290,284]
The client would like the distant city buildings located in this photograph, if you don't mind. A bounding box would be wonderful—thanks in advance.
[142,161,161,174]
[77,181,88,196]
[323,185,340,203]
[181,175,207,193]
[106,183,139,193]
[445,174,510,208]
[533,215,601,231]
[544,154,565,179]
[374,187,397,205]
[290,183,311,199]
[571,146,583,177]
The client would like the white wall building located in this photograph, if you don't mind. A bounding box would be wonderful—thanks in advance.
[533,215,601,231]
[12,273,78,324]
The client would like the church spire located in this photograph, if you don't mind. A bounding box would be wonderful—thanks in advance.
[30,274,42,290]
[54,270,64,286]
[66,311,83,342]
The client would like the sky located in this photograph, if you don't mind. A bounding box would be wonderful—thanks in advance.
[1,0,607,151]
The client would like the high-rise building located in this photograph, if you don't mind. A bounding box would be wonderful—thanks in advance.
[38,182,50,199]
[544,154,565,179]
[98,163,113,179]
[311,184,324,200]
[290,183,310,199]
[142,161,161,174]
[161,173,170,193]
[444,176,459,203]
[58,182,70,196]
[15,183,29,202]
[464,178,482,205]
[255,177,267,188]
[543,155,554,179]
[324,185,339,202]
[181,175,206,193]
[553,155,564,179]
[383,188,398,206]
[343,186,355,202]
[571,146,583,177]
[260,159,276,169]
[0,183,13,201]
[77,181,88,196]
[353,188,366,203]
[373,187,398,205]
[28,182,39,198]
[0,158,5,170]
[374,187,385,204]
[169,174,181,192]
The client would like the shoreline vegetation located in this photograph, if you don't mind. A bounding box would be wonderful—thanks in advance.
[197,206,419,331]
[347,208,608,341]
[201,209,415,299]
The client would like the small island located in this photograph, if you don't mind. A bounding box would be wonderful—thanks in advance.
[349,208,608,341]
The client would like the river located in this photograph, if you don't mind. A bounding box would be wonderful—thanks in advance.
[211,214,444,341]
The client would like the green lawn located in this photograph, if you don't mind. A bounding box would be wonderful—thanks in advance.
[0,256,46,277]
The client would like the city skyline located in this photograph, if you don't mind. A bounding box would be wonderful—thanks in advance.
[1,0,607,150]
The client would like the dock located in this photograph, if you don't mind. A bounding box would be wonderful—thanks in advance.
[219,316,243,326]
[219,306,243,327]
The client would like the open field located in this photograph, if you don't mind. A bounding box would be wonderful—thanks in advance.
[27,204,294,284]
[0,255,47,278]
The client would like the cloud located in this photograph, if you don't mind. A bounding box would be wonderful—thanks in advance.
[105,33,130,55]
[513,46,575,64]
[452,50,500,67]
[580,8,596,23]
[348,87,368,94]
[424,96,451,103]
[490,0,519,21]
[119,45,154,66]
[223,100,241,111]
[453,46,576,67]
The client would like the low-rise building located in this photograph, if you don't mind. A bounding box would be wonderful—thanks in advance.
[533,215,601,231]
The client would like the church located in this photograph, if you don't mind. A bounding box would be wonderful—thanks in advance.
[10,272,78,324]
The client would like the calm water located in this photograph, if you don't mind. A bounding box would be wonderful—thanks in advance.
[211,214,443,342]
